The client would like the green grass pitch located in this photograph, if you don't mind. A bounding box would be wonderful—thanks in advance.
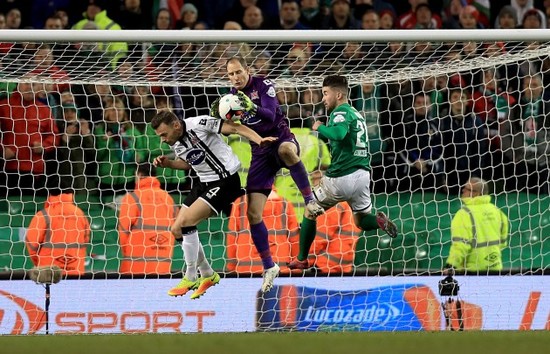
[3,331,550,354]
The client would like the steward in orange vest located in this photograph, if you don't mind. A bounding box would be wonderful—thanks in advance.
[26,189,90,276]
[308,202,361,273]
[118,164,178,274]
[226,189,299,274]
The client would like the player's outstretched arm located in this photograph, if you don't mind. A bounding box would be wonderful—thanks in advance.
[153,155,192,170]
[221,120,277,147]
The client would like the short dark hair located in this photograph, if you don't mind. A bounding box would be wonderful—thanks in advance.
[322,75,349,96]
[226,55,248,69]
[151,110,178,129]
[137,162,156,177]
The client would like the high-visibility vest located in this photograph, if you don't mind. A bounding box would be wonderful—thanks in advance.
[118,177,177,274]
[309,203,360,273]
[226,191,299,274]
[25,193,90,276]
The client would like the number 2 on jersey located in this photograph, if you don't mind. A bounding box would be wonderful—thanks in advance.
[355,120,368,148]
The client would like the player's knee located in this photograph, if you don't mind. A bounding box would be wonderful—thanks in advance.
[278,143,299,164]
[179,215,199,228]
[246,209,263,224]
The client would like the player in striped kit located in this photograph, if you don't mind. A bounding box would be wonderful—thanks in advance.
[151,110,276,299]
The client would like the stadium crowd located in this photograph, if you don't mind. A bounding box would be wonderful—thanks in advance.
[0,0,548,274]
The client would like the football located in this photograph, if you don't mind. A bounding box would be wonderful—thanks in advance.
[218,94,244,121]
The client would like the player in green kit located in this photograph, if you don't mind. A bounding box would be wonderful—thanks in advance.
[288,75,398,270]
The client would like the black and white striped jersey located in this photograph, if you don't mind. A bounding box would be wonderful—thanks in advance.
[170,115,241,183]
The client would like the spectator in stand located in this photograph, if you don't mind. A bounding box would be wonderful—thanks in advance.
[54,9,70,28]
[251,50,272,77]
[276,87,301,120]
[282,46,312,78]
[494,5,519,29]
[117,0,153,63]
[177,3,198,29]
[94,96,146,202]
[117,0,152,30]
[300,0,325,29]
[29,0,70,29]
[30,44,70,93]
[545,0,550,27]
[361,9,380,29]
[25,180,91,276]
[441,0,463,29]
[44,14,63,29]
[398,0,441,29]
[501,75,550,194]
[439,88,488,195]
[414,3,440,29]
[242,5,269,30]
[319,0,359,61]
[352,0,396,23]
[226,0,259,27]
[378,9,395,29]
[521,8,546,29]
[458,5,484,29]
[300,87,325,122]
[5,8,21,29]
[278,0,309,29]
[472,67,515,152]
[510,0,537,23]
[394,93,443,192]
[55,101,95,193]
[0,80,59,196]
[118,163,177,275]
[0,13,5,29]
[72,0,128,69]
[322,0,360,29]
[342,42,367,72]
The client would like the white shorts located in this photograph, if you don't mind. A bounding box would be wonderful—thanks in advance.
[313,169,372,213]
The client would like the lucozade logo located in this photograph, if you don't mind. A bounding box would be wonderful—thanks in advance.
[0,290,46,334]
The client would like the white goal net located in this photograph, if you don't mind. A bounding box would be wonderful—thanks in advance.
[0,30,548,333]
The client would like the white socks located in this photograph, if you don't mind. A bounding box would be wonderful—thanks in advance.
[181,229,213,280]
[182,230,199,281]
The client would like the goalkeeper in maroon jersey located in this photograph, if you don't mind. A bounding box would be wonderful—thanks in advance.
[288,75,398,270]
[211,56,324,292]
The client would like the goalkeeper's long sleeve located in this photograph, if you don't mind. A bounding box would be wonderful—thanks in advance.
[317,124,348,141]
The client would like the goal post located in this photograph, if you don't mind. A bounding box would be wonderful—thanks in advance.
[0,29,548,332]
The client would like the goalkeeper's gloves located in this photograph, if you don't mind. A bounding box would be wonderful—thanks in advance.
[236,91,258,117]
[209,97,221,118]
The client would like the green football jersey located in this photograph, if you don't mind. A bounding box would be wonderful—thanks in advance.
[324,103,370,177]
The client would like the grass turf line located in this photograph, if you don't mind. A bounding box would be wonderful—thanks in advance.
[3,331,550,354]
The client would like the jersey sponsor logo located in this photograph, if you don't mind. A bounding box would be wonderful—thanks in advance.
[266,86,276,98]
[333,114,345,123]
[199,119,207,125]
[185,149,206,165]
[250,91,259,100]
[353,150,368,157]
[0,290,46,334]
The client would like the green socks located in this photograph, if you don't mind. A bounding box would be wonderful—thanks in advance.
[358,213,379,231]
[298,217,317,261]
